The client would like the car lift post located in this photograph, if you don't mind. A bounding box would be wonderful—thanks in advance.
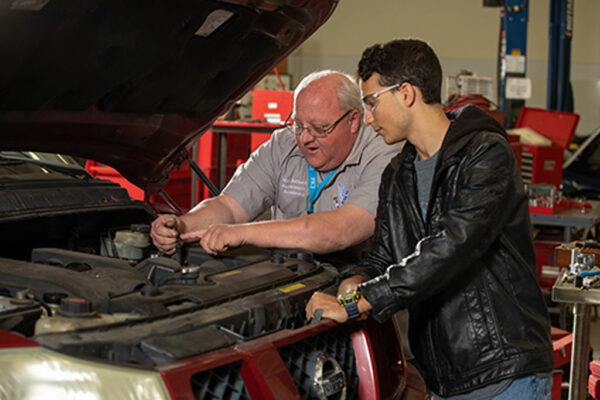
[497,0,528,128]
[547,0,574,112]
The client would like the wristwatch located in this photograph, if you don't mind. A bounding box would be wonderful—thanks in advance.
[337,290,361,320]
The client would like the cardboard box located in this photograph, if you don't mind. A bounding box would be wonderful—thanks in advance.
[554,242,600,268]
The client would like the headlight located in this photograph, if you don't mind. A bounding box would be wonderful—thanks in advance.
[0,346,171,400]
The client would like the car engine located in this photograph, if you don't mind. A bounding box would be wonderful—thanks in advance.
[0,177,338,367]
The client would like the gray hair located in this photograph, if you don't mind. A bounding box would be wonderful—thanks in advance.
[293,70,364,122]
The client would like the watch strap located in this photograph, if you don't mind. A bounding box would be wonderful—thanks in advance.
[344,301,360,320]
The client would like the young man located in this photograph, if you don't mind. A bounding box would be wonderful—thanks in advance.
[151,70,401,265]
[306,39,554,399]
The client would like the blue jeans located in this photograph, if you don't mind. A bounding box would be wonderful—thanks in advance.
[431,374,552,400]
[492,374,552,400]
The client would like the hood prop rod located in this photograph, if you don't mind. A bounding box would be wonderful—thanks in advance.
[184,153,220,197]
[153,190,182,215]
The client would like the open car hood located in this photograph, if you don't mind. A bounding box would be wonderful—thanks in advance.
[0,0,337,193]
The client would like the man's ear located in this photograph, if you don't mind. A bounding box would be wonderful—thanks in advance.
[349,109,361,133]
[400,82,417,107]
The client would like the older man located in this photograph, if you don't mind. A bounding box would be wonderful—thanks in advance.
[151,70,401,261]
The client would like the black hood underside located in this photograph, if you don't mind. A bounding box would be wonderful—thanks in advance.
[0,0,338,192]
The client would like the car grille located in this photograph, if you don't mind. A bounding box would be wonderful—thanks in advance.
[278,325,359,399]
[189,325,359,400]
[190,362,250,400]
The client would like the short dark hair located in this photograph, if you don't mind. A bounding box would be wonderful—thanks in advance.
[358,39,442,104]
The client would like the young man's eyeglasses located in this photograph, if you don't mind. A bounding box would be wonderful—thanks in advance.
[362,83,400,113]
[284,109,353,138]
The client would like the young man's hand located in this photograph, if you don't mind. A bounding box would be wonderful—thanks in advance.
[305,292,349,323]
[306,279,373,323]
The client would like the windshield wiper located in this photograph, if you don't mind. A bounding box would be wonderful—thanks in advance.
[0,154,91,179]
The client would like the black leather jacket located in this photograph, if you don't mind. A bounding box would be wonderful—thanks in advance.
[357,105,554,397]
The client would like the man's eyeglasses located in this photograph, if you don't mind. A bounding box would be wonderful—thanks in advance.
[284,109,353,138]
[362,83,400,113]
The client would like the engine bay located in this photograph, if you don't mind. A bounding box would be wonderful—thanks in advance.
[0,205,338,366]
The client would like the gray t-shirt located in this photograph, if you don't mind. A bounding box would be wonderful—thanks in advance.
[414,151,439,218]
[223,124,402,220]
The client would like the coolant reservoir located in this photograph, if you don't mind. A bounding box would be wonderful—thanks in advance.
[35,297,120,335]
[113,226,150,261]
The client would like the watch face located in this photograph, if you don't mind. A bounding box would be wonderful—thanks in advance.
[337,290,359,305]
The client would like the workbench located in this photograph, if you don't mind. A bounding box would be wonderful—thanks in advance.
[209,121,281,188]
[190,120,281,204]
[552,274,600,400]
[530,200,600,242]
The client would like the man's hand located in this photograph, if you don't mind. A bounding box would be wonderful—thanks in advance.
[180,224,247,255]
[150,214,181,254]
[305,292,348,324]
[337,275,367,296]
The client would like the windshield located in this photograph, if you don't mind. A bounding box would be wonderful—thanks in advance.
[0,151,83,167]
[0,151,89,180]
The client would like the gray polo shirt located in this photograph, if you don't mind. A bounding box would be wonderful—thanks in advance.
[223,124,402,220]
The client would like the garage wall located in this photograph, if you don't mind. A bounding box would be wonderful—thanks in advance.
[287,0,600,136]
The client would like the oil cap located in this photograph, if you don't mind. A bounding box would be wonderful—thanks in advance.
[58,297,96,317]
